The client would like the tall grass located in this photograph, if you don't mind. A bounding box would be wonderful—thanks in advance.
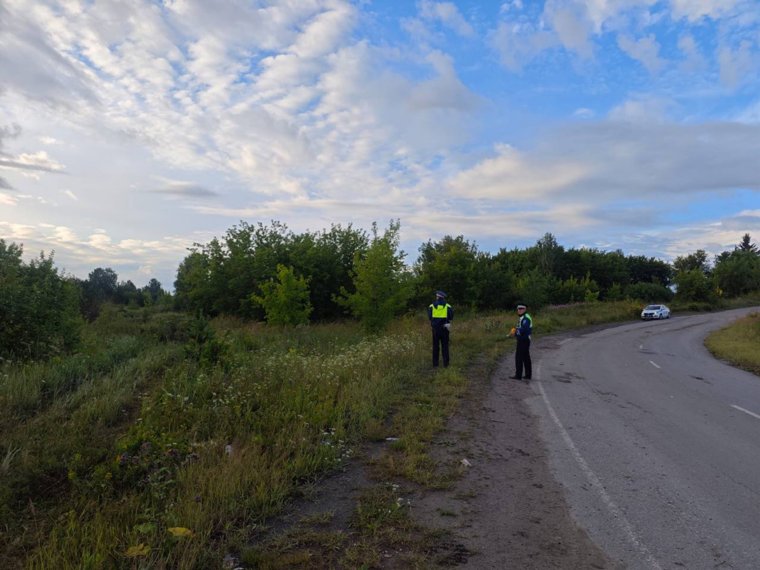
[11,315,430,569]
[6,299,742,568]
[704,311,760,376]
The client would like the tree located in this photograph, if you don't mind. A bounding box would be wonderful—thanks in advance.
[532,233,564,276]
[338,220,411,332]
[81,267,119,320]
[673,269,714,303]
[471,254,517,310]
[0,240,83,360]
[252,264,313,325]
[737,233,758,253]
[114,280,141,306]
[713,250,760,297]
[625,255,672,286]
[625,282,674,303]
[415,235,479,306]
[142,278,165,305]
[174,250,213,313]
[673,250,709,274]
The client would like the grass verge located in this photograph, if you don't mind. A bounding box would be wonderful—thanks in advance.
[704,310,760,376]
[5,299,756,568]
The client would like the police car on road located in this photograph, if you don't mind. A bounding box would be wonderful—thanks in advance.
[641,304,671,320]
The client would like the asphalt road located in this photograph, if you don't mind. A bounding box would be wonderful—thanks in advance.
[529,307,760,570]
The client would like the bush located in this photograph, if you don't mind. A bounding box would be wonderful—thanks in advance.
[252,264,313,326]
[0,241,83,361]
[673,269,715,303]
[625,281,674,303]
[142,312,196,343]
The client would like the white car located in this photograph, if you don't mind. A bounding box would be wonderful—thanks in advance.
[641,304,671,320]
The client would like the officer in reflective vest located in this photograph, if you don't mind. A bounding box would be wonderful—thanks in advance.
[428,290,453,367]
[509,303,532,382]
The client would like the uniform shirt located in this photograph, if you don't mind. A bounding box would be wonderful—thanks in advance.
[516,313,532,338]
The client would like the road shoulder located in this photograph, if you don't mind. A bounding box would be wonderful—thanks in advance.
[410,338,616,569]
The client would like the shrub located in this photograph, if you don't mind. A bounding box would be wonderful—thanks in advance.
[0,241,83,361]
[252,264,313,326]
[626,281,674,303]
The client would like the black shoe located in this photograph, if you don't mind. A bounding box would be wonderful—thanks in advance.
[524,377,531,383]
[509,375,521,380]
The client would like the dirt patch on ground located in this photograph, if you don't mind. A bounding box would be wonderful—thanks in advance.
[409,339,616,569]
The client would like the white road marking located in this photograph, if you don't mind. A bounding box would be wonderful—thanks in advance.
[535,362,663,570]
[649,360,661,369]
[731,405,760,421]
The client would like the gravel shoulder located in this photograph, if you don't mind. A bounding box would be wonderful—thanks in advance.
[410,335,617,569]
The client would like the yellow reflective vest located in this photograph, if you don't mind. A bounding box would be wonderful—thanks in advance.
[430,302,451,319]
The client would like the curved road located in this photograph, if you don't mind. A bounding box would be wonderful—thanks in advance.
[530,307,760,570]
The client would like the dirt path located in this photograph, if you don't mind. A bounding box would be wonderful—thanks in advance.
[410,338,617,569]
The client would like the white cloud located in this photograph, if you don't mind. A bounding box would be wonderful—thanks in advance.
[617,34,665,73]
[447,143,588,199]
[669,0,741,22]
[0,193,18,206]
[608,96,671,122]
[446,119,760,208]
[419,1,476,38]
[0,150,65,172]
[677,34,707,72]
[51,226,78,242]
[489,21,557,71]
[548,5,594,58]
[573,108,595,118]
[735,99,760,124]
[718,41,755,89]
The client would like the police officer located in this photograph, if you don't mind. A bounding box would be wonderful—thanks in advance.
[428,290,453,367]
[509,303,532,382]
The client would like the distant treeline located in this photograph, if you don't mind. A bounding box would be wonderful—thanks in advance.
[1,225,759,361]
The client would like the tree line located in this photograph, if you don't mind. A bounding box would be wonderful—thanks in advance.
[1,225,759,361]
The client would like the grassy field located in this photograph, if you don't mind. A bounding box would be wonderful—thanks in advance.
[705,310,760,376]
[2,297,755,568]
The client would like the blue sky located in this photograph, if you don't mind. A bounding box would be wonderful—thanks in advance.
[1,0,759,289]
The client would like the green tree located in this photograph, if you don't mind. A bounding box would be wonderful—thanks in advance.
[625,281,674,303]
[81,267,119,320]
[338,220,411,332]
[625,255,672,286]
[0,241,83,360]
[415,235,478,306]
[674,269,714,303]
[252,264,313,325]
[174,250,213,314]
[713,251,760,297]
[737,233,758,253]
[514,267,552,309]
[532,232,564,276]
[285,224,368,321]
[114,279,142,306]
[142,278,165,305]
[471,254,517,310]
[673,250,709,274]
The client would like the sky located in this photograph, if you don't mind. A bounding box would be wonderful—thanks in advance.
[1,0,759,289]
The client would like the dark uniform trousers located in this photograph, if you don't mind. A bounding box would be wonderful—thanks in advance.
[432,325,450,367]
[515,336,532,379]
